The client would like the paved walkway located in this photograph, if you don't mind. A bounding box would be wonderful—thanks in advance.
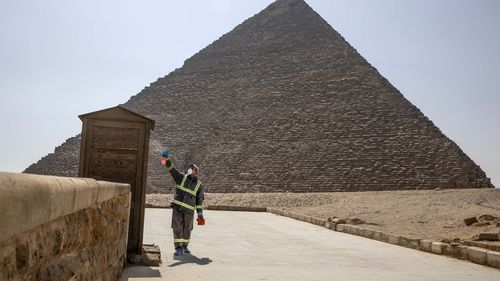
[120,209,499,281]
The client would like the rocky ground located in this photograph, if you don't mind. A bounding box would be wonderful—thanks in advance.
[146,188,500,244]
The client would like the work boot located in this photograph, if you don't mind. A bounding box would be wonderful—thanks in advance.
[183,246,191,254]
[174,247,184,256]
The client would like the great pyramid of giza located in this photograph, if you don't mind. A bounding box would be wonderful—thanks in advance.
[25,0,493,192]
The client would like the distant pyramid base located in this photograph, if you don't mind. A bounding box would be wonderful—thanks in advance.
[24,0,493,192]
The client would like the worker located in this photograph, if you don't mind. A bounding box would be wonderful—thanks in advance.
[161,149,205,256]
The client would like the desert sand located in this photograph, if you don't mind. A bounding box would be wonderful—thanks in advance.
[146,188,500,243]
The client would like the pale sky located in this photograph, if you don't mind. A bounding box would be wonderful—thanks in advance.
[1,0,499,186]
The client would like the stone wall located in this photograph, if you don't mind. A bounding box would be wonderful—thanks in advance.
[0,172,130,281]
[24,0,494,193]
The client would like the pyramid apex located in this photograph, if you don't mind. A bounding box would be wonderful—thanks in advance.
[265,0,314,14]
[274,0,308,5]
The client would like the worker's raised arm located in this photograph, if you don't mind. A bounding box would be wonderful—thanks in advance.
[161,149,183,184]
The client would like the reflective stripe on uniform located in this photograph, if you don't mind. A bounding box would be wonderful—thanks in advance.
[167,162,174,170]
[174,238,190,243]
[196,205,203,210]
[193,180,202,194]
[172,199,195,211]
[180,175,187,187]
[176,175,202,196]
[176,185,196,196]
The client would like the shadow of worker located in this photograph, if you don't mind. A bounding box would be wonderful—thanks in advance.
[170,254,213,267]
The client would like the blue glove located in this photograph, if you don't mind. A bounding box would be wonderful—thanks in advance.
[161,149,170,166]
[162,149,169,158]
[197,213,203,218]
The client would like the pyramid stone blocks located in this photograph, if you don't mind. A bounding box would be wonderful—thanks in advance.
[25,0,493,192]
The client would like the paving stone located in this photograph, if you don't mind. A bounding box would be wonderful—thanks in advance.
[419,239,433,252]
[463,240,500,252]
[467,246,488,265]
[452,245,468,260]
[486,250,500,269]
[327,222,337,231]
[331,218,346,224]
[378,232,391,243]
[371,230,383,242]
[431,242,445,255]
[336,224,347,233]
[363,229,376,240]
[388,235,401,245]
[441,243,455,257]
[398,237,419,250]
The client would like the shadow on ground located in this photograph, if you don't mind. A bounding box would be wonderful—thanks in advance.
[120,266,161,279]
[170,254,213,267]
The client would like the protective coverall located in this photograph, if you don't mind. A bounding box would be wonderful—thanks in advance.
[164,157,204,252]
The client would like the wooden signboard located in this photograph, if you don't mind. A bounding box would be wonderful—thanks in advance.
[78,106,155,254]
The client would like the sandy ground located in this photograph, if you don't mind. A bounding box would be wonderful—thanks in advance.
[146,188,500,243]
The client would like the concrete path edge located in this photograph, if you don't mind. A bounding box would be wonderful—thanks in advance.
[145,204,499,270]
[264,207,500,270]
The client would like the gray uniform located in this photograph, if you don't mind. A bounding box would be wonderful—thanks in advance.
[165,158,204,249]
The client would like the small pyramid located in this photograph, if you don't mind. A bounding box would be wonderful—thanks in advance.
[25,0,493,192]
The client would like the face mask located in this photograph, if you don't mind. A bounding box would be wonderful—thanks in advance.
[187,168,193,175]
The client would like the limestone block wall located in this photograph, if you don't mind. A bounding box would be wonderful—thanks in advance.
[0,172,130,281]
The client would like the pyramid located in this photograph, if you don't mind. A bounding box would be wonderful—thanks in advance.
[25,0,493,192]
